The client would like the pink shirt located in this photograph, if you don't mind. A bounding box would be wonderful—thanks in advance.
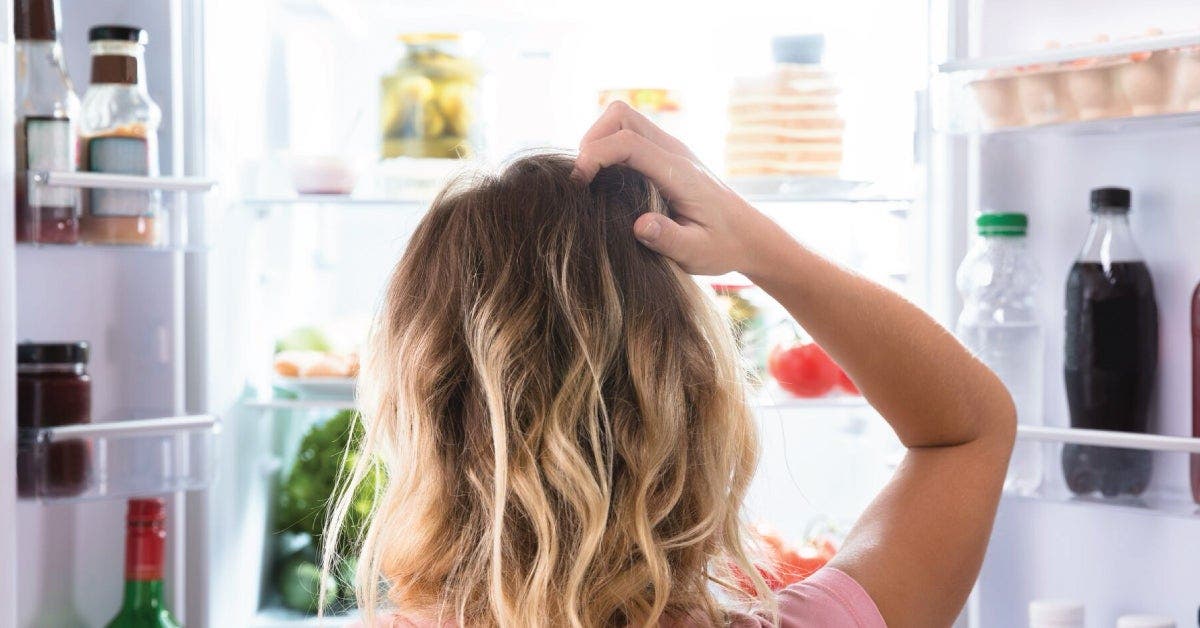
[722,568,886,627]
[368,568,884,627]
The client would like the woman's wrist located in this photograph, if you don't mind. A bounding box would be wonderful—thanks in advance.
[735,207,803,284]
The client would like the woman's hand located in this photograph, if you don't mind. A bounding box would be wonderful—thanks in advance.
[572,101,780,276]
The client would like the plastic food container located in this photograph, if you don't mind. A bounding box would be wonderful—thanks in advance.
[943,30,1200,131]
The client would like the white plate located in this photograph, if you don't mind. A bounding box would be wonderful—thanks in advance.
[273,376,357,399]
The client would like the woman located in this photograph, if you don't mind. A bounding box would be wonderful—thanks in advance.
[327,102,1016,627]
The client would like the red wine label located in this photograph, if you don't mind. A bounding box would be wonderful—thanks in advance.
[125,522,165,581]
[23,117,75,208]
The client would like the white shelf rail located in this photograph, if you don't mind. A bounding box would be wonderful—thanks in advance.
[1017,425,1200,454]
[30,170,216,192]
[34,414,219,443]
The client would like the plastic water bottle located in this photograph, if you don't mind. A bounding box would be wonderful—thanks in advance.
[956,212,1044,495]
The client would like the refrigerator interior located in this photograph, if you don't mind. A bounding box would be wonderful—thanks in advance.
[936,0,1200,624]
[200,0,927,625]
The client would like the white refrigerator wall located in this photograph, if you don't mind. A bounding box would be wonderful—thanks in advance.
[0,0,20,625]
[964,0,1200,624]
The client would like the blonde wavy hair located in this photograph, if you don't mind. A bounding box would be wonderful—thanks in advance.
[323,153,769,626]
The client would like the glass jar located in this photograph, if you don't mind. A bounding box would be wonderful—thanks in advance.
[14,0,81,244]
[380,33,481,159]
[79,25,163,245]
[17,341,92,498]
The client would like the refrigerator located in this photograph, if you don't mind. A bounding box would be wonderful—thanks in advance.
[2,0,1199,626]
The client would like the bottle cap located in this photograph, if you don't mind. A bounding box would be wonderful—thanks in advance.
[1029,599,1084,624]
[1090,186,1131,213]
[1116,615,1175,628]
[14,0,59,40]
[88,25,149,45]
[17,341,89,365]
[127,498,167,523]
[772,34,826,65]
[976,212,1028,236]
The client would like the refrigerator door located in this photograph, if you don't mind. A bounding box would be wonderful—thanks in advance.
[935,0,1200,624]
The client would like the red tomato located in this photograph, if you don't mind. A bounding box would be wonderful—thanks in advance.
[767,341,840,398]
[836,367,860,395]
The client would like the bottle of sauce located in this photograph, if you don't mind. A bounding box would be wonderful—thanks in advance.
[16,341,92,497]
[13,0,81,244]
[104,498,182,628]
[1062,187,1157,498]
[79,25,163,246]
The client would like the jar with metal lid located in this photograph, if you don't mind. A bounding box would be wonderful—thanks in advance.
[380,33,481,159]
[79,25,163,245]
[17,341,92,497]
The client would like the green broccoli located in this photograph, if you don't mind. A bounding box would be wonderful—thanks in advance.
[275,410,381,554]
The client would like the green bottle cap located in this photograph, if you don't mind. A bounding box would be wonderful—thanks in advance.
[976,212,1027,237]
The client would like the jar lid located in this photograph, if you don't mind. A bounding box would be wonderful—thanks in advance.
[89,25,148,45]
[17,341,89,365]
[1029,599,1085,623]
[976,212,1028,236]
[772,34,826,65]
[398,32,461,45]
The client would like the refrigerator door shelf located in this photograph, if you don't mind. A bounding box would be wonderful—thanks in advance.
[17,414,219,504]
[1005,425,1200,519]
[22,170,216,249]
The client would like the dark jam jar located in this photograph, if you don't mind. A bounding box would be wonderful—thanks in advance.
[17,341,92,497]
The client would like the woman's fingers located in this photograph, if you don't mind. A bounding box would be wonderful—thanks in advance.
[572,129,698,200]
[632,212,705,268]
[579,100,695,159]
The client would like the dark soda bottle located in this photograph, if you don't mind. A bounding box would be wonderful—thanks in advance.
[1062,187,1157,498]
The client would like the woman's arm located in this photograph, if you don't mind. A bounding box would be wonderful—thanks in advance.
[574,102,1016,628]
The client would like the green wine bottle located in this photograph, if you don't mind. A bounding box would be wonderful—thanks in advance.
[105,498,182,628]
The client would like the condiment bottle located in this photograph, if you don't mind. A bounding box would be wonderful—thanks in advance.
[1029,599,1085,628]
[13,0,81,244]
[16,341,92,497]
[79,25,163,246]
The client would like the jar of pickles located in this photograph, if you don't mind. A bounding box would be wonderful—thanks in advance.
[380,33,481,160]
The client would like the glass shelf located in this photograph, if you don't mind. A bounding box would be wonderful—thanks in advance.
[950,111,1200,138]
[1003,425,1200,519]
[938,32,1200,74]
[16,241,209,253]
[242,195,430,209]
[17,415,219,503]
[243,398,357,411]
